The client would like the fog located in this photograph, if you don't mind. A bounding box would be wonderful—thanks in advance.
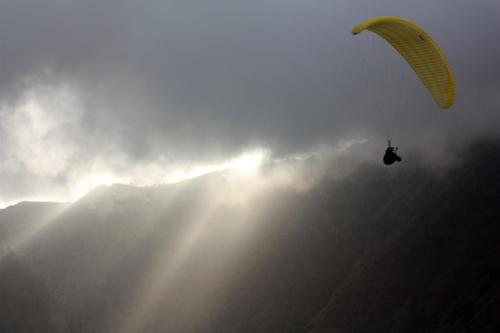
[1,0,499,204]
[0,2,499,331]
[1,139,499,332]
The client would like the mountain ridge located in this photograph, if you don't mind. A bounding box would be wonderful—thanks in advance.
[0,138,499,332]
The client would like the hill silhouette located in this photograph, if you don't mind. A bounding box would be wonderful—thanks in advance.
[0,138,499,333]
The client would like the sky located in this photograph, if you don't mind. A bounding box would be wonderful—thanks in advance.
[0,0,499,206]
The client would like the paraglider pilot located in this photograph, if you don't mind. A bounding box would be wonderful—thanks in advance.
[383,140,402,165]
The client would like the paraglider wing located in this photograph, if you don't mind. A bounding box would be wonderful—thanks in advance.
[352,16,455,109]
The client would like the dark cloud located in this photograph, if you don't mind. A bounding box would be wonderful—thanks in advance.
[0,0,499,204]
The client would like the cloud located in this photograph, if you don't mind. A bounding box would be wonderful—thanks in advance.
[0,0,499,204]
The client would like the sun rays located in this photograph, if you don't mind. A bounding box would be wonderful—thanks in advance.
[0,202,70,255]
[114,179,261,333]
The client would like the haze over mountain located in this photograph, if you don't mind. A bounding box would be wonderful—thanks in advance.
[1,138,499,333]
[1,1,499,331]
[1,0,499,206]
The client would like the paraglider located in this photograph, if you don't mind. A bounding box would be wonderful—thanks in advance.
[352,16,455,109]
[383,140,402,165]
[351,16,456,165]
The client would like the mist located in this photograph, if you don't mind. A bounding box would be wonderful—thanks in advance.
[1,138,499,332]
[1,0,499,205]
[0,1,499,332]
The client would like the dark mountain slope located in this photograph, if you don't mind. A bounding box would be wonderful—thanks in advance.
[0,253,67,333]
[309,139,500,332]
[0,138,498,333]
[0,202,68,246]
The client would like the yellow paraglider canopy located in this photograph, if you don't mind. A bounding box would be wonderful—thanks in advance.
[352,16,455,109]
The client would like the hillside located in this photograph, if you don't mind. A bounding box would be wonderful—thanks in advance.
[0,139,499,333]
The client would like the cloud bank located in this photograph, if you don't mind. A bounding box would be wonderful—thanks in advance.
[0,0,499,205]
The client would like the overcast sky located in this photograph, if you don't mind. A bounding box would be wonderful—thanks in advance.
[0,0,499,206]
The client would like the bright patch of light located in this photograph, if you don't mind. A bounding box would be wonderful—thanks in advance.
[73,173,123,200]
[0,81,366,208]
[164,149,270,184]
[225,150,268,170]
